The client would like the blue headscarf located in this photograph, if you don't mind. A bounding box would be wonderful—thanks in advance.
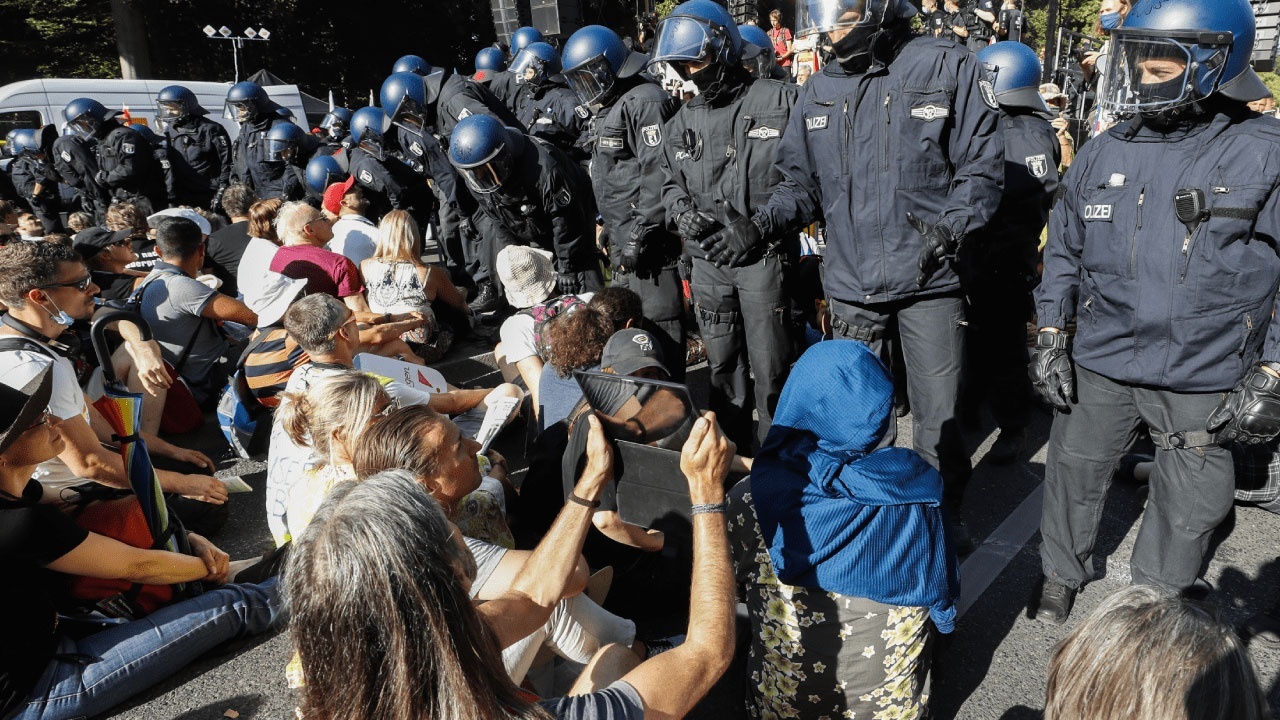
[751,340,961,632]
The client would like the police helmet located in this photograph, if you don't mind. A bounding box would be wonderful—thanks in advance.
[380,71,439,133]
[393,54,432,75]
[795,0,916,37]
[448,114,524,194]
[977,42,1050,113]
[223,82,269,124]
[155,85,207,124]
[264,121,307,163]
[1101,0,1269,117]
[10,128,42,157]
[351,106,390,161]
[306,154,348,193]
[62,98,112,139]
[510,42,562,86]
[128,123,160,147]
[737,24,781,78]
[320,107,353,141]
[650,0,745,75]
[3,129,20,158]
[476,46,507,73]
[562,25,631,106]
[511,26,545,54]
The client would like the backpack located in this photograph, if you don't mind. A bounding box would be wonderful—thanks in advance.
[216,328,275,459]
[522,294,586,359]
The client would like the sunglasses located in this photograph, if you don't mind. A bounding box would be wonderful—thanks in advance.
[39,275,93,292]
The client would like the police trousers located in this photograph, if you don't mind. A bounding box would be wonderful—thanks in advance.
[691,254,791,452]
[829,294,971,505]
[612,263,686,382]
[1039,365,1235,594]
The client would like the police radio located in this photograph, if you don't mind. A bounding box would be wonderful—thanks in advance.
[1174,188,1208,235]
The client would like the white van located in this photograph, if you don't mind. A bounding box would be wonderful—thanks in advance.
[0,78,308,142]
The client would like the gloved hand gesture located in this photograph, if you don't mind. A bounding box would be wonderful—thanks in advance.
[210,187,225,213]
[700,216,763,268]
[1030,329,1074,412]
[908,212,960,287]
[676,209,718,242]
[1207,363,1280,444]
[617,227,646,273]
[556,272,581,296]
[94,170,109,187]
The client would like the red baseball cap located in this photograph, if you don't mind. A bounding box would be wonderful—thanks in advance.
[322,175,357,215]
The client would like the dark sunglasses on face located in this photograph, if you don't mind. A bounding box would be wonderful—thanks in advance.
[39,275,93,292]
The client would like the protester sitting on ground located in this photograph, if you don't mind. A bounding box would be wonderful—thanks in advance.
[352,408,639,683]
[41,233,70,247]
[0,369,281,720]
[204,184,255,297]
[139,217,257,406]
[242,273,310,407]
[17,213,44,241]
[237,197,283,309]
[104,201,156,272]
[323,176,377,268]
[494,245,595,414]
[271,370,391,545]
[0,200,19,244]
[0,242,227,529]
[361,210,473,364]
[727,340,960,719]
[1044,584,1269,719]
[66,211,94,234]
[147,206,211,240]
[587,286,643,332]
[74,227,144,301]
[289,413,735,718]
[538,305,613,430]
[265,293,522,545]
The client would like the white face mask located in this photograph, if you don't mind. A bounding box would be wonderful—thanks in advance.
[43,297,74,327]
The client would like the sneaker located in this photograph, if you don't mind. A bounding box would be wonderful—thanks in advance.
[1034,576,1077,625]
[471,281,502,314]
[987,429,1026,465]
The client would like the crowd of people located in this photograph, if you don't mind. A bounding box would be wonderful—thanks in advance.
[1,0,1279,715]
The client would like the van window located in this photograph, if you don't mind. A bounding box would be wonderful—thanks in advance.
[0,110,44,148]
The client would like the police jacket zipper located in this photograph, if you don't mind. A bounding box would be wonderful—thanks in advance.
[1129,189,1144,275]
[841,99,850,176]
[883,93,891,169]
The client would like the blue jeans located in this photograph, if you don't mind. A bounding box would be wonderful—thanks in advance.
[15,579,280,720]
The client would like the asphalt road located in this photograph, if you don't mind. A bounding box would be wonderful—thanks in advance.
[102,341,1280,720]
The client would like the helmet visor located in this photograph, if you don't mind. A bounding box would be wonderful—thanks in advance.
[795,0,876,36]
[223,100,254,123]
[320,113,346,131]
[157,100,186,120]
[67,116,97,140]
[1100,33,1214,115]
[357,137,386,162]
[459,162,505,193]
[564,55,616,106]
[650,16,723,66]
[390,96,429,133]
[510,50,547,84]
[264,137,296,163]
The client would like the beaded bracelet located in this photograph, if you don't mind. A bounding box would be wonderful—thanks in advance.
[691,502,727,515]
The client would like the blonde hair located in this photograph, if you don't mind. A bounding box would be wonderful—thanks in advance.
[373,210,426,268]
[1045,585,1268,720]
[105,202,147,237]
[277,371,390,469]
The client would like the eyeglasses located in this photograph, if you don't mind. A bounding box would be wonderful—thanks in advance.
[39,275,93,292]
[23,410,52,433]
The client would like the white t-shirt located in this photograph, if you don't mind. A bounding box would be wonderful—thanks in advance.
[328,215,378,269]
[237,236,280,308]
[498,292,594,365]
[0,338,91,493]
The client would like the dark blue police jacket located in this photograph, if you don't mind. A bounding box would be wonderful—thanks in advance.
[1035,109,1280,392]
[755,33,1005,303]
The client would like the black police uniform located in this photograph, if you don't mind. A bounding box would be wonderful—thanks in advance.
[961,110,1058,437]
[95,123,160,214]
[349,146,435,226]
[588,75,685,380]
[142,132,176,208]
[437,73,526,139]
[485,70,522,115]
[469,135,602,295]
[387,124,477,282]
[661,75,798,449]
[231,114,275,197]
[963,0,996,52]
[515,81,592,163]
[10,154,64,233]
[927,9,949,37]
[755,29,1004,510]
[52,135,109,221]
[942,6,967,43]
[997,6,1026,43]
[1035,109,1280,595]
[164,115,232,209]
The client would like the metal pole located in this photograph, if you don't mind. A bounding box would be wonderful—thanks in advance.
[233,38,241,84]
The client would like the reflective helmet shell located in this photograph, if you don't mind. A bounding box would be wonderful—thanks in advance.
[976,42,1050,112]
[1118,0,1263,102]
[350,106,389,144]
[652,0,744,67]
[511,26,545,54]
[393,54,432,75]
[476,46,507,72]
[306,154,347,193]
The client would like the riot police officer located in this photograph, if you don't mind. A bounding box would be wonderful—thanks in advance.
[224,81,294,198]
[1031,0,1280,623]
[129,123,177,210]
[750,0,1005,549]
[449,114,602,299]
[562,24,685,380]
[961,0,996,52]
[156,84,231,209]
[305,154,348,205]
[386,61,522,138]
[738,23,792,80]
[315,106,352,157]
[258,121,310,202]
[347,106,435,225]
[653,0,798,449]
[511,42,591,161]
[963,41,1059,463]
[63,98,161,213]
[475,46,519,114]
[8,128,64,233]
[51,130,108,221]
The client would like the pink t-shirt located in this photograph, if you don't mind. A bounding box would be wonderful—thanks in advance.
[269,244,363,298]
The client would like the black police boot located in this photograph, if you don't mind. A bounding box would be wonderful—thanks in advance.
[987,428,1026,465]
[471,281,502,314]
[1034,576,1077,625]
[947,510,977,557]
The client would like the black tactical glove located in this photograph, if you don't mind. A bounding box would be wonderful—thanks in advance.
[210,186,226,213]
[94,170,109,187]
[908,212,960,287]
[1207,363,1280,444]
[618,226,646,273]
[1029,329,1074,412]
[556,272,582,296]
[700,216,763,268]
[676,209,718,242]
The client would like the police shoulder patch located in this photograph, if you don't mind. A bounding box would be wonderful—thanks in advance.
[978,79,999,110]
[556,187,572,208]
[458,108,473,119]
[1025,153,1048,178]
[598,136,624,150]
[409,141,424,157]
[805,115,828,131]
[60,150,72,163]
[641,123,662,147]
[358,169,374,184]
[575,105,590,119]
[746,126,781,140]
[121,142,135,155]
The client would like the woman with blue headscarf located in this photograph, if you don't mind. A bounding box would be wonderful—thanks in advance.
[725,340,960,719]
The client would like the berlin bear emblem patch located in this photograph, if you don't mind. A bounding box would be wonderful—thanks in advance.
[641,124,661,147]
[1026,153,1048,178]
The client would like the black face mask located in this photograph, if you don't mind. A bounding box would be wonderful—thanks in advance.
[833,25,879,73]
[689,63,731,103]
[1136,76,1186,106]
